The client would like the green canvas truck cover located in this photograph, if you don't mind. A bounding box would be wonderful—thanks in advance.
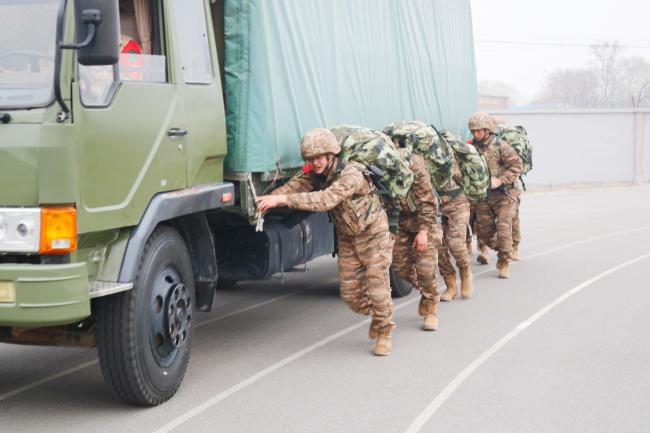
[223,0,477,173]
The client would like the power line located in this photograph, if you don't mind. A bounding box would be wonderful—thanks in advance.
[475,39,650,49]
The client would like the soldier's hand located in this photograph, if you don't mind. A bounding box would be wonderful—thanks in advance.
[413,230,429,252]
[490,177,502,189]
[256,195,287,212]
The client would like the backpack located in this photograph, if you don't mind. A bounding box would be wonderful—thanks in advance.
[330,125,414,203]
[434,128,490,201]
[389,122,489,201]
[496,125,533,175]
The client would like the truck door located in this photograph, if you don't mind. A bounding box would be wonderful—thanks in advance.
[76,1,187,231]
[169,0,226,185]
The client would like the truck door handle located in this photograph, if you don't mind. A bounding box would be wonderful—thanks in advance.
[168,128,188,137]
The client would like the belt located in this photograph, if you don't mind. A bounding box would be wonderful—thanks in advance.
[437,188,463,198]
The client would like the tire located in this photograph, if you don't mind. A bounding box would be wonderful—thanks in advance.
[96,226,195,406]
[390,267,414,298]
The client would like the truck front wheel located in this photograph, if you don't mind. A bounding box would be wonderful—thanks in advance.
[96,226,195,406]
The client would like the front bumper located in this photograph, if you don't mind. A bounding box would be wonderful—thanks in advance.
[0,262,90,327]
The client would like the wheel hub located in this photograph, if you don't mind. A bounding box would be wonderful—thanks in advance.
[150,267,192,362]
[165,283,191,348]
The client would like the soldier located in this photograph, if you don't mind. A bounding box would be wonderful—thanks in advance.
[469,113,523,278]
[494,116,523,264]
[256,128,395,356]
[386,128,443,331]
[384,122,473,303]
[493,116,523,262]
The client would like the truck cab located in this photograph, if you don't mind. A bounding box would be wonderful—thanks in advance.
[0,0,239,405]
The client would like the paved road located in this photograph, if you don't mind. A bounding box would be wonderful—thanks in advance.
[1,185,649,433]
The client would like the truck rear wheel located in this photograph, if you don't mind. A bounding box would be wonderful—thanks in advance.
[96,226,195,406]
[390,267,414,298]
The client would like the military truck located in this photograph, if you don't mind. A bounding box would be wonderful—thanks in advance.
[0,0,477,405]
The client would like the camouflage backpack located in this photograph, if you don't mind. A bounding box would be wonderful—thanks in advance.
[385,121,455,179]
[386,122,489,201]
[330,125,414,203]
[434,128,490,201]
[496,125,533,175]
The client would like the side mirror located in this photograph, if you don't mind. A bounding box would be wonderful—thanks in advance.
[73,0,119,66]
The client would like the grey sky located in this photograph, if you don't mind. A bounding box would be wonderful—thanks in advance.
[471,0,650,101]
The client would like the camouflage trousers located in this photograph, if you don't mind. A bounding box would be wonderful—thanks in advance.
[475,189,517,260]
[338,221,395,333]
[438,194,471,277]
[392,225,442,313]
[512,190,522,247]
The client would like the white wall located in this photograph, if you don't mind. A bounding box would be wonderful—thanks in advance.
[495,110,649,187]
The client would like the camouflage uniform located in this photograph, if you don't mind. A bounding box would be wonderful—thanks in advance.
[473,135,523,263]
[511,181,523,259]
[437,193,471,277]
[383,120,472,300]
[391,151,442,319]
[272,158,394,335]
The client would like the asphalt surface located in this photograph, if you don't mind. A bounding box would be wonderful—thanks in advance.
[1,185,649,433]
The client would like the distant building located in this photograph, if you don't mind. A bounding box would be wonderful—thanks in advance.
[478,94,510,111]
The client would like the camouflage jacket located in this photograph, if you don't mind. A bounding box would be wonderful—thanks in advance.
[475,136,523,188]
[398,151,438,233]
[272,159,387,237]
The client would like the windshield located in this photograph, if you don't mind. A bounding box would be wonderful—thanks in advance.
[0,0,60,109]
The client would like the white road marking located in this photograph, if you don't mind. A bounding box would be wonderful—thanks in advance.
[0,360,99,403]
[0,279,336,403]
[151,226,650,433]
[402,251,650,433]
[195,277,338,329]
[525,225,650,260]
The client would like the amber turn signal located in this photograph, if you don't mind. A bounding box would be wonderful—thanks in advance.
[40,207,77,254]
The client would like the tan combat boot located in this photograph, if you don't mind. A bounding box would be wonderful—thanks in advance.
[497,258,510,279]
[373,332,392,356]
[511,244,520,261]
[459,266,474,299]
[439,275,458,302]
[477,244,490,265]
[422,304,438,331]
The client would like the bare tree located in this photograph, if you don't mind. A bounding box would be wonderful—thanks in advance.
[533,41,650,109]
[535,68,600,109]
[589,42,624,108]
[620,56,650,108]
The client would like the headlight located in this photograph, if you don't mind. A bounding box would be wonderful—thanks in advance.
[0,208,41,253]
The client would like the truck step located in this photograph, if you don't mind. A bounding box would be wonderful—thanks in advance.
[89,281,134,298]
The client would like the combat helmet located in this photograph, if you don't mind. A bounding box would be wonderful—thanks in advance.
[467,112,495,132]
[300,128,341,160]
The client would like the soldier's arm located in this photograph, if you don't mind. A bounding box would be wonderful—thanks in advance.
[270,170,316,195]
[498,140,524,185]
[411,156,438,231]
[285,165,365,212]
